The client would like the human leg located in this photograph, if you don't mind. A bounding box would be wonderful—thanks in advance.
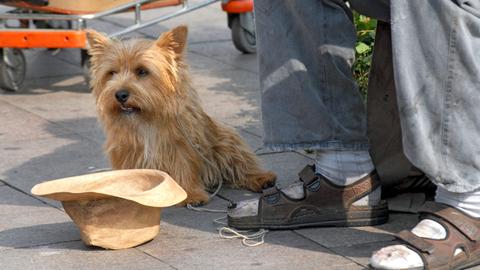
[227,0,390,229]
[257,0,367,152]
[370,1,480,268]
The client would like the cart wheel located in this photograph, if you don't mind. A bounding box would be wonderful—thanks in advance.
[81,49,91,85]
[0,48,26,92]
[231,13,256,54]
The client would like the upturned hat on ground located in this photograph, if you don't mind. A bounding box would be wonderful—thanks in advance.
[31,169,187,250]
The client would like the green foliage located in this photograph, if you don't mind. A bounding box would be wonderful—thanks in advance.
[353,12,376,97]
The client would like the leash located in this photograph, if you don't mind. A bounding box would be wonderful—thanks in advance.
[176,117,268,247]
[218,227,268,247]
[175,116,227,208]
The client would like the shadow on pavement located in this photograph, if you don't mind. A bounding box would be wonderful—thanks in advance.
[0,222,81,250]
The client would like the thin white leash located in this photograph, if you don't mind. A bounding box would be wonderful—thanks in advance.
[185,179,226,213]
[218,226,268,247]
[212,216,268,247]
[177,118,269,247]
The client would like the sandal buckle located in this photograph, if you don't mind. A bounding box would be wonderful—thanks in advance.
[299,165,321,192]
[262,187,280,204]
[306,178,321,192]
[298,165,316,182]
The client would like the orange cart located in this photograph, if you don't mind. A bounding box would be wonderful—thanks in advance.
[221,0,255,54]
[0,0,256,91]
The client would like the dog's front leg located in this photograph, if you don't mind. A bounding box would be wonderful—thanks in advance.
[182,185,210,206]
[170,164,210,206]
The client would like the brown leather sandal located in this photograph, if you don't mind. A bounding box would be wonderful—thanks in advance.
[393,201,480,270]
[228,165,389,229]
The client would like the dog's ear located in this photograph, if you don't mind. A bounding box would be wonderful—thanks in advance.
[85,29,110,57]
[155,26,188,57]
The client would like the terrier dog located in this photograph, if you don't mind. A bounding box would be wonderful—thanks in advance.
[86,26,276,205]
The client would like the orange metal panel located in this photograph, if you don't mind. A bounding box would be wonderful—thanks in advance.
[0,30,86,48]
[221,0,253,13]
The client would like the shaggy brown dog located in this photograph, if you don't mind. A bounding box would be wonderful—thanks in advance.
[86,26,276,205]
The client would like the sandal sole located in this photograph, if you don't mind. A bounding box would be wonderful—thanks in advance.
[229,205,389,230]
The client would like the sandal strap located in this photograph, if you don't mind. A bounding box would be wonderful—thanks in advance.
[345,172,381,204]
[297,165,380,204]
[396,230,435,254]
[394,203,480,269]
[259,165,384,213]
[419,201,480,241]
[298,165,318,186]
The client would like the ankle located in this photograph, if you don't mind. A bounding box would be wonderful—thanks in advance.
[353,186,381,206]
[314,149,380,205]
[315,149,375,186]
[435,186,480,218]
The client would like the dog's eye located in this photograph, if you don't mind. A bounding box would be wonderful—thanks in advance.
[136,68,149,77]
[108,70,117,76]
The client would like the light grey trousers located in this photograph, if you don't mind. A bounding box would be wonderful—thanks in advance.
[254,0,480,192]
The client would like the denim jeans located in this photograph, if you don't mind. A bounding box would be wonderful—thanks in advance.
[254,0,480,192]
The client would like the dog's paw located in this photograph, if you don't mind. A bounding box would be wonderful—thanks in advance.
[248,171,277,192]
[182,189,210,206]
[183,197,209,207]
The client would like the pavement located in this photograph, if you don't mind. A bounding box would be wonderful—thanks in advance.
[0,2,448,270]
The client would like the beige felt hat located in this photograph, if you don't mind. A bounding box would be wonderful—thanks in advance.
[31,169,187,250]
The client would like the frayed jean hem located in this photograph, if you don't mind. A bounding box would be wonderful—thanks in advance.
[263,141,370,153]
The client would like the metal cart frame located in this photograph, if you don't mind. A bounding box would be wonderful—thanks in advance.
[0,0,221,91]
[0,0,257,91]
[0,0,220,41]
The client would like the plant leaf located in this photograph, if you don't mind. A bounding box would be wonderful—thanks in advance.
[355,42,371,54]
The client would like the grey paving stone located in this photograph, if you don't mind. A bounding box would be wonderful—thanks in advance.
[0,214,79,251]
[64,121,105,145]
[0,241,173,270]
[187,53,262,131]
[296,226,393,251]
[0,74,106,144]
[161,203,227,234]
[45,115,105,145]
[0,134,109,204]
[331,240,397,268]
[241,122,264,139]
[0,186,80,250]
[0,74,88,96]
[0,88,96,123]
[0,99,71,143]
[138,222,360,270]
[189,42,258,74]
[0,185,48,214]
[295,213,419,248]
[237,130,263,152]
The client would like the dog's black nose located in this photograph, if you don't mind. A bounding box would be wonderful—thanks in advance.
[115,90,129,103]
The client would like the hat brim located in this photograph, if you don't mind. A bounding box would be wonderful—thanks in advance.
[31,169,187,207]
